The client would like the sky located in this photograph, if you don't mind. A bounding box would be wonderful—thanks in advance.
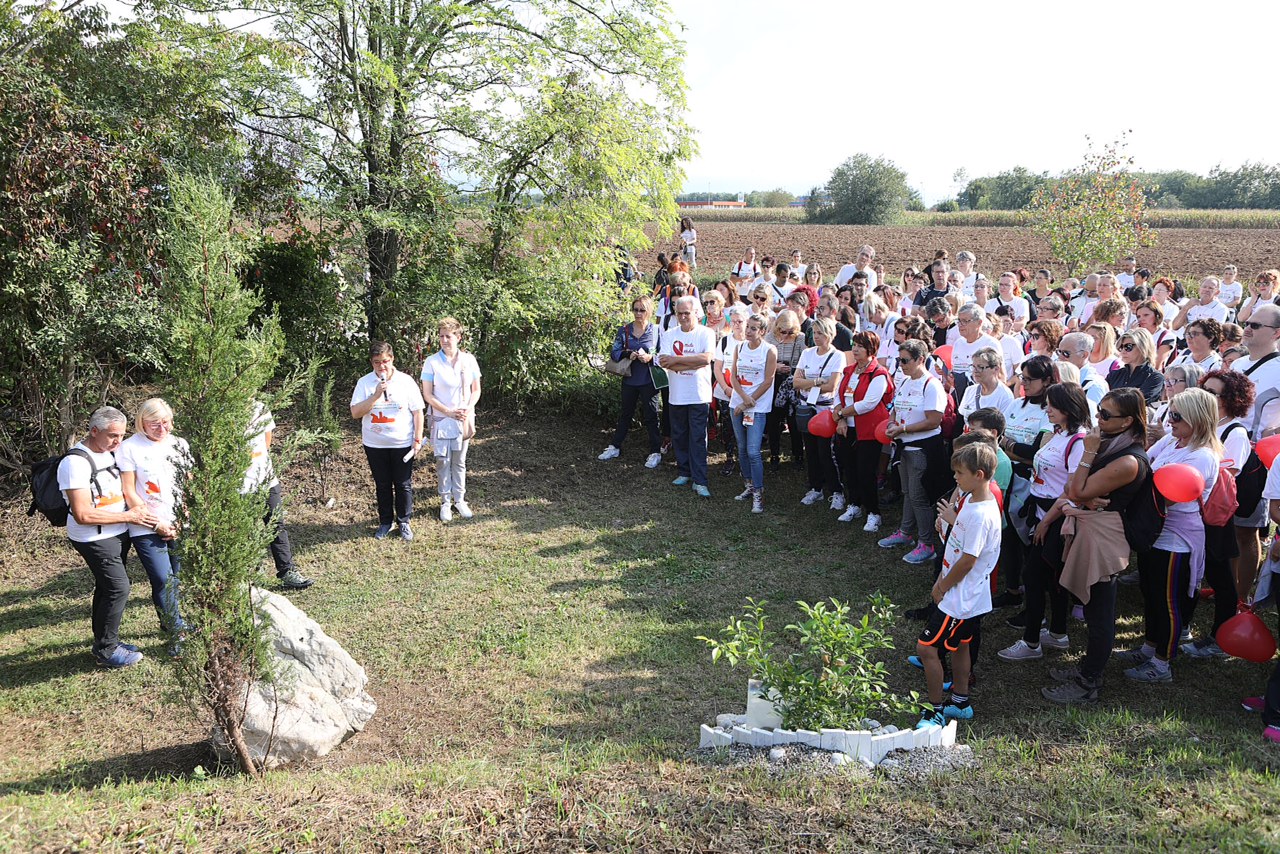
[672,0,1280,203]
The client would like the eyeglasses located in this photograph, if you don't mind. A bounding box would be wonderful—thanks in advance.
[1020,374,1043,383]
[1185,330,1202,339]
[1119,343,1137,352]
[1169,411,1185,424]
[1245,321,1280,331]
[1097,408,1117,421]
[1164,377,1186,386]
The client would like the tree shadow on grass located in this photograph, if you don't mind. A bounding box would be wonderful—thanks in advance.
[0,741,217,796]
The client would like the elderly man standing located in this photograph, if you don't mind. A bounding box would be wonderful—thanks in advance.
[1233,303,1280,599]
[57,406,159,668]
[950,304,1001,399]
[658,296,718,497]
[835,245,878,290]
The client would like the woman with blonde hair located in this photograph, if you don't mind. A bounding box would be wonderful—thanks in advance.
[117,397,190,643]
[1085,322,1121,377]
[1105,327,1164,405]
[765,309,807,471]
[1117,387,1222,683]
[420,317,482,522]
[599,295,661,468]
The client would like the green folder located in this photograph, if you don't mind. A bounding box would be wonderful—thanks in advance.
[650,364,669,390]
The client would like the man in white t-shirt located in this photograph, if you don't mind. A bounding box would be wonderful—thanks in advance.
[731,247,761,301]
[1116,256,1137,291]
[1232,303,1280,601]
[766,262,796,308]
[350,341,426,540]
[1058,332,1109,407]
[242,402,314,589]
[1172,276,1230,339]
[1068,274,1101,331]
[950,305,1001,397]
[835,245,879,290]
[658,296,717,495]
[57,406,158,669]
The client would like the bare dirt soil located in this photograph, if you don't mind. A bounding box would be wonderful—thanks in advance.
[643,221,1280,283]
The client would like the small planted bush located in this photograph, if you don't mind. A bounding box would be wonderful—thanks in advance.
[699,596,918,731]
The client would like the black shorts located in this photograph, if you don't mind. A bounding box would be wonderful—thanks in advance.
[918,610,976,652]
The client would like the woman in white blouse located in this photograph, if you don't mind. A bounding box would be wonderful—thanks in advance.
[420,317,482,522]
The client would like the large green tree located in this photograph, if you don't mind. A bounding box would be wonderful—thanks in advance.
[805,155,914,225]
[164,0,693,340]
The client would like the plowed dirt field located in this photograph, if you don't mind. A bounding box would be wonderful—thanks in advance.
[642,221,1280,283]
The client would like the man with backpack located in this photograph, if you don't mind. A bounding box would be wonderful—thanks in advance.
[55,407,159,668]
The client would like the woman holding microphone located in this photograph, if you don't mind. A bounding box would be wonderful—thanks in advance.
[351,341,426,540]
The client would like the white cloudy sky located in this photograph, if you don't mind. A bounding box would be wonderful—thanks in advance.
[672,0,1280,202]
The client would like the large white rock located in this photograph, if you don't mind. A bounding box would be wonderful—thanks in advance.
[214,588,376,770]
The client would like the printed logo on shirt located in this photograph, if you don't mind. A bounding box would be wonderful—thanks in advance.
[673,341,685,356]
[94,491,125,509]
[370,412,396,424]
[144,480,162,496]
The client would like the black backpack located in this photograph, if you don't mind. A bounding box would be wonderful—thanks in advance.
[1121,455,1166,552]
[27,448,118,528]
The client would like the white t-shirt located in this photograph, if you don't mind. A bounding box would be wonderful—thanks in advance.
[1116,272,1136,290]
[116,433,191,537]
[242,402,280,494]
[1220,420,1251,474]
[796,346,845,410]
[1002,399,1052,448]
[791,263,807,280]
[1149,434,1219,553]
[1186,300,1230,328]
[1169,349,1222,372]
[729,340,776,414]
[659,324,717,405]
[1233,352,1280,436]
[993,294,1031,323]
[951,333,1001,379]
[866,313,900,360]
[1263,454,1280,500]
[1000,335,1026,379]
[961,273,978,300]
[1221,280,1243,306]
[1089,355,1121,377]
[1030,428,1087,500]
[351,369,426,448]
[958,381,1015,422]
[767,279,796,309]
[420,350,482,416]
[1069,293,1099,327]
[893,373,946,441]
[1079,364,1109,406]
[712,336,742,402]
[1159,300,1181,324]
[680,228,696,247]
[939,496,1002,620]
[834,264,878,290]
[57,443,127,543]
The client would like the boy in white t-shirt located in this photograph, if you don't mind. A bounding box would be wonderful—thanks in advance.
[915,443,1002,729]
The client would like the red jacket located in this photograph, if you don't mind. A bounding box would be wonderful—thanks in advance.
[837,362,894,441]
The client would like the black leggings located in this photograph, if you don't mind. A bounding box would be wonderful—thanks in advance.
[766,406,803,463]
[1022,537,1069,646]
[803,431,840,495]
[612,382,660,453]
[838,435,882,513]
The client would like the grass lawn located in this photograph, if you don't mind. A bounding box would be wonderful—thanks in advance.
[3,409,1280,851]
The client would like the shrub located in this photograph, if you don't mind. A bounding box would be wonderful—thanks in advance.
[699,596,919,731]
[806,155,914,226]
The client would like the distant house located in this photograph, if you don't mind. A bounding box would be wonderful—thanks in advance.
[790,194,830,208]
[677,200,748,209]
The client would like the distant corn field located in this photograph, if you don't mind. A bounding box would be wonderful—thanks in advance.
[686,207,1280,229]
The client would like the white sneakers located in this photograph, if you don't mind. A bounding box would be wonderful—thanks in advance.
[439,498,472,522]
[863,514,882,533]
[830,494,846,512]
[838,505,863,523]
[454,500,474,519]
[997,640,1043,661]
[735,486,754,501]
[598,445,621,461]
[644,453,661,469]
[440,501,453,522]
[1039,629,1069,650]
[752,491,764,514]
[800,489,823,505]
[604,446,663,470]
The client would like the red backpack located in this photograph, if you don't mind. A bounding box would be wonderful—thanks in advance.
[1201,424,1241,527]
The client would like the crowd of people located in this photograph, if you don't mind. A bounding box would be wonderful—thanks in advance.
[602,244,1280,737]
[54,317,480,669]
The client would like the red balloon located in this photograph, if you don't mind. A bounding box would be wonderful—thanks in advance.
[874,420,893,445]
[1153,463,1205,504]
[1217,611,1278,663]
[1257,434,1280,469]
[808,409,837,438]
[934,345,954,370]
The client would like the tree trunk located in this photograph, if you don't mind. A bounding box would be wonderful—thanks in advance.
[364,225,400,341]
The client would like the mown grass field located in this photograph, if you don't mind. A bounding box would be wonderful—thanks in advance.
[3,407,1280,851]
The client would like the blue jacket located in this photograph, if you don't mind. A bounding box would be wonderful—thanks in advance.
[611,323,657,387]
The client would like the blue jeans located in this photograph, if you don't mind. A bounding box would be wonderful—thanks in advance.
[669,402,709,486]
[131,533,184,632]
[732,410,767,489]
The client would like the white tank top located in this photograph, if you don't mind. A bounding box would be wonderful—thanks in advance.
[730,340,775,413]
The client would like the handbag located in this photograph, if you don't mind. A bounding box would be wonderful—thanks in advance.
[604,325,637,377]
[795,403,817,432]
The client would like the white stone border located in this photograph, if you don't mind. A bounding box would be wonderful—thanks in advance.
[699,680,958,766]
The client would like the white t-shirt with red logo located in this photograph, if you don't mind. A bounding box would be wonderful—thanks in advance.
[351,370,426,448]
[729,340,776,414]
[659,324,717,405]
[57,443,128,543]
[116,432,191,537]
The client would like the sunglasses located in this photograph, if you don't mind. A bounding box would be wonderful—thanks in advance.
[1169,411,1185,424]
[701,301,715,308]
[1097,408,1117,421]
[1119,343,1137,352]
[1245,321,1280,331]
[753,296,768,302]
[632,307,648,313]
[1030,332,1043,340]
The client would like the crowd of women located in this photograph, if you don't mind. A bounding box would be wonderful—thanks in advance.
[602,246,1280,735]
[55,317,481,669]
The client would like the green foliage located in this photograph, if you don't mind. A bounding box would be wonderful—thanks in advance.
[386,259,620,409]
[699,596,918,730]
[241,230,363,369]
[290,362,344,502]
[745,188,795,208]
[1027,139,1158,278]
[933,199,960,213]
[805,155,914,225]
[0,61,165,467]
[960,166,1051,210]
[163,174,283,775]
